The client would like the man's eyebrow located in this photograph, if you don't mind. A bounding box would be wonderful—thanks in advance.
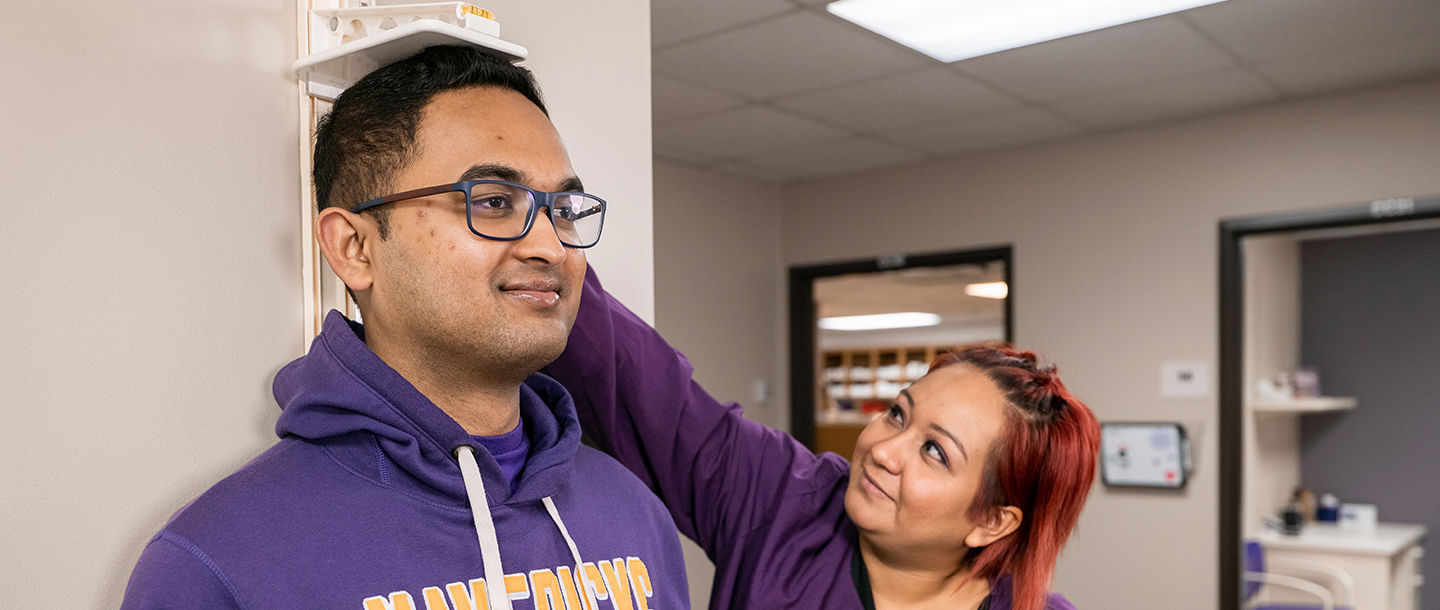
[459,164,585,193]
[900,388,969,463]
[557,176,585,193]
[459,164,526,184]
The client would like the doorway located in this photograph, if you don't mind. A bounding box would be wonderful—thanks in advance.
[1218,195,1440,609]
[788,246,1012,453]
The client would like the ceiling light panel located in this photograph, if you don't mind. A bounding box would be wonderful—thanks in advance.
[819,312,942,331]
[827,0,1230,62]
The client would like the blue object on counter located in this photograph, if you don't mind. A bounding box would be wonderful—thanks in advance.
[1316,492,1340,522]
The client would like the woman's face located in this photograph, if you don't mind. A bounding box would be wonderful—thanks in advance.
[844,363,1013,560]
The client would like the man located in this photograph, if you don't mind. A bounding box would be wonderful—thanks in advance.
[122,46,688,610]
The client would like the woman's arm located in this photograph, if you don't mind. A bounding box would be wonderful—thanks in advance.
[543,267,845,555]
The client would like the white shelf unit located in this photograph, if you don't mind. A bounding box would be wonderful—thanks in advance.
[1251,396,1358,414]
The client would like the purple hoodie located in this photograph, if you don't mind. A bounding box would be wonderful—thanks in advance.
[542,269,1075,610]
[122,311,688,610]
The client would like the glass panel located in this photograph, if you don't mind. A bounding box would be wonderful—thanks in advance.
[467,182,535,238]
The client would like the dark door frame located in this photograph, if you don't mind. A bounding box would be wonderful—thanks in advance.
[787,246,1014,449]
[1217,195,1440,609]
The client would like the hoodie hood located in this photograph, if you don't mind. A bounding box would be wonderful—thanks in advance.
[273,310,580,506]
[125,308,690,610]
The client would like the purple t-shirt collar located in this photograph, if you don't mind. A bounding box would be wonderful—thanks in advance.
[472,418,530,491]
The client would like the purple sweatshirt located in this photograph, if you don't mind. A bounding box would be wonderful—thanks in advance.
[122,311,688,610]
[542,268,1075,610]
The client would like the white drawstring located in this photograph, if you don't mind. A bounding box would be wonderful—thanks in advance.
[455,446,587,610]
[543,496,590,607]
[542,496,584,568]
[455,446,513,610]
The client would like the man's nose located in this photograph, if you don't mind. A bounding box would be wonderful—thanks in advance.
[513,206,568,263]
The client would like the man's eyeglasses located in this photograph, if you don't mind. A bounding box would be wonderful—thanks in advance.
[350,180,607,249]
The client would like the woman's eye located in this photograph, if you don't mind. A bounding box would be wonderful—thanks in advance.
[923,441,948,466]
[886,404,904,425]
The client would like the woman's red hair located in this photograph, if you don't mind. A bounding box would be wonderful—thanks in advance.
[930,342,1099,610]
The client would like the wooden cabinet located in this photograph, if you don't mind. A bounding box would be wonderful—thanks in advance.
[819,345,951,411]
[814,345,951,457]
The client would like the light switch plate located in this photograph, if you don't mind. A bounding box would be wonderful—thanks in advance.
[1160,360,1209,398]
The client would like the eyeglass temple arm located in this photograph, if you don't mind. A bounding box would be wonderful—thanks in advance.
[350,184,460,213]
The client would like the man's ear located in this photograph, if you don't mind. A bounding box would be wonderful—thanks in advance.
[316,207,376,295]
[965,506,1023,549]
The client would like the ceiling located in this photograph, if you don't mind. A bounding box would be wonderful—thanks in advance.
[650,0,1440,184]
[813,263,1004,319]
[814,263,1008,348]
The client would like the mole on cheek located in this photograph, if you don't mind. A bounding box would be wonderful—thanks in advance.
[429,230,436,237]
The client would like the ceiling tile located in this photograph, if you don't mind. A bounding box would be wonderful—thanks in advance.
[954,16,1236,102]
[1253,33,1440,97]
[654,105,852,161]
[772,67,1025,133]
[1053,68,1279,129]
[1182,0,1440,62]
[651,0,796,48]
[713,161,794,183]
[880,108,1086,157]
[740,136,927,181]
[653,76,747,127]
[653,11,930,100]
[654,144,721,167]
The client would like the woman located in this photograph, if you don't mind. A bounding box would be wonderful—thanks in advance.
[543,269,1099,610]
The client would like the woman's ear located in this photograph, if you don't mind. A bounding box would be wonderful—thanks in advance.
[965,506,1023,548]
[316,207,376,295]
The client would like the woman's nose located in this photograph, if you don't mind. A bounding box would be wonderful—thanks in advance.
[869,432,904,473]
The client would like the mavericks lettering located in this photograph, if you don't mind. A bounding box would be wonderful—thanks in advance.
[363,557,655,610]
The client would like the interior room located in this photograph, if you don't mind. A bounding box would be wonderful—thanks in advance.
[1230,216,1438,610]
[4,0,1439,608]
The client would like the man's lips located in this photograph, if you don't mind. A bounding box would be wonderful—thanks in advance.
[500,278,564,307]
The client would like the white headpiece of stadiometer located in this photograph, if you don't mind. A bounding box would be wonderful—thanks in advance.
[293,2,528,101]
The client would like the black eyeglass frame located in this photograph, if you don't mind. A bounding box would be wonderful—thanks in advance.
[349,179,607,249]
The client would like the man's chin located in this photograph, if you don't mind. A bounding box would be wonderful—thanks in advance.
[508,332,569,373]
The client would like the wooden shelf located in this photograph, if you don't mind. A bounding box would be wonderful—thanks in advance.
[1250,396,1357,413]
[816,410,877,426]
[818,344,951,411]
[816,344,952,457]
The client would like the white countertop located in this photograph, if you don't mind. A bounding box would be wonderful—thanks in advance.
[1258,522,1427,556]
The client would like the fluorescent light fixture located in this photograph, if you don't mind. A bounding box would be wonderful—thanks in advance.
[819,312,942,331]
[827,0,1229,62]
[965,281,1009,300]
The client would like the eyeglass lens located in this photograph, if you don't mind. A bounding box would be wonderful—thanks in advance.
[466,182,604,247]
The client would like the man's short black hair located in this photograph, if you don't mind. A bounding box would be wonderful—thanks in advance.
[312,45,547,238]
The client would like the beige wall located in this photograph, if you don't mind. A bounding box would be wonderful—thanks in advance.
[653,159,786,606]
[490,0,656,318]
[654,159,786,427]
[1,0,303,604]
[0,0,652,606]
[778,76,1440,608]
[1241,235,1303,537]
